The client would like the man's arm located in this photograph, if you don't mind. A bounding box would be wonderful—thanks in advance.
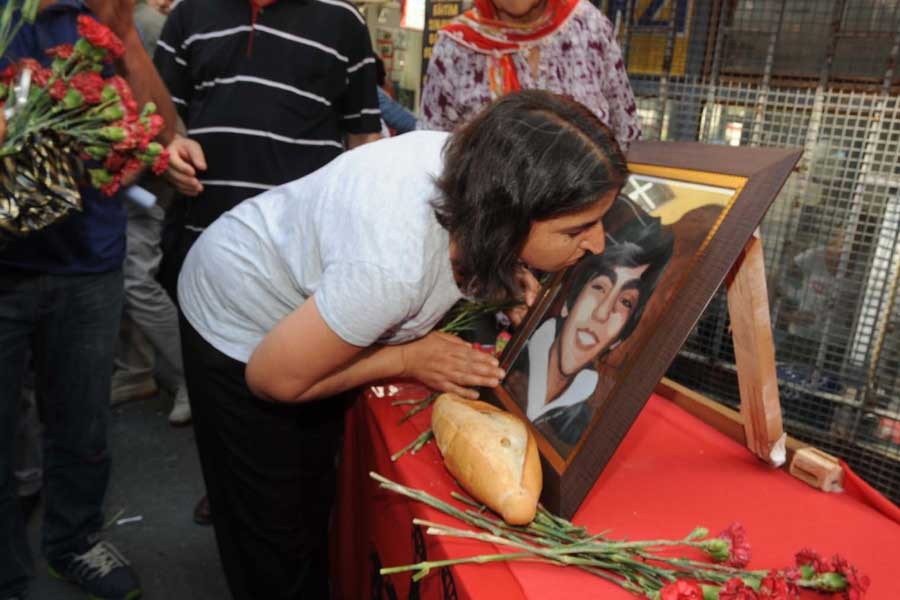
[84,0,178,144]
[346,132,380,149]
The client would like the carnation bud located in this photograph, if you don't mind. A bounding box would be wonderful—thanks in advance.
[101,85,120,102]
[701,539,730,562]
[84,145,110,160]
[140,101,157,117]
[810,572,847,592]
[699,585,719,600]
[143,142,163,157]
[88,168,114,187]
[74,38,94,56]
[98,126,126,142]
[685,527,708,541]
[60,88,82,109]
[101,104,125,121]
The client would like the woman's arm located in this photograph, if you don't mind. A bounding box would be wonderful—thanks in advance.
[246,297,505,403]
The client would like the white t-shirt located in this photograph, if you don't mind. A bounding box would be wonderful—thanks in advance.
[177,131,463,363]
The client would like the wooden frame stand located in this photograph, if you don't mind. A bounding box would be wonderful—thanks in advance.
[657,231,844,490]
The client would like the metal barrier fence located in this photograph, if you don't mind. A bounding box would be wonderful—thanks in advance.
[603,0,900,503]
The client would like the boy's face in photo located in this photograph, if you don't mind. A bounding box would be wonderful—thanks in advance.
[556,263,648,377]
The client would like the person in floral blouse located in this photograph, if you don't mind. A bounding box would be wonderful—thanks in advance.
[420,0,641,150]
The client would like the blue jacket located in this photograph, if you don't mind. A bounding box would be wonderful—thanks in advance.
[377,87,417,135]
[1,0,126,274]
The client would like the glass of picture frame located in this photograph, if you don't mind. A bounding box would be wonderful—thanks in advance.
[488,141,803,518]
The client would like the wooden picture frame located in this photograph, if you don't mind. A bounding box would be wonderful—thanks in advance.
[488,141,802,518]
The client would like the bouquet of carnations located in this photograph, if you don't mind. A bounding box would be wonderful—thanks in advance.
[0,1,169,242]
[372,472,871,600]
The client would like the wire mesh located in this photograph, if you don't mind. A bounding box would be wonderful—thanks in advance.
[604,0,900,504]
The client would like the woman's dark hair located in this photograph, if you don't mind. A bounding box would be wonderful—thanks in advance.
[564,200,674,346]
[433,90,628,301]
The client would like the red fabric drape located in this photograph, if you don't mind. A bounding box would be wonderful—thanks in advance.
[334,386,900,599]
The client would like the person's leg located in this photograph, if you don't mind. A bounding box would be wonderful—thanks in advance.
[111,313,157,405]
[0,272,40,598]
[35,270,140,598]
[122,202,189,422]
[180,317,345,600]
[14,381,43,520]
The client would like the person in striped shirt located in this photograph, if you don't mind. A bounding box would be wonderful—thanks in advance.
[153,0,382,267]
[152,1,381,594]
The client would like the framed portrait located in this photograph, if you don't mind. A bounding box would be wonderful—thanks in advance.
[489,141,802,518]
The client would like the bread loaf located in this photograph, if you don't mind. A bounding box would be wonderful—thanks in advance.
[431,393,542,525]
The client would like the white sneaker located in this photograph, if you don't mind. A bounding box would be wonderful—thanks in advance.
[168,385,192,426]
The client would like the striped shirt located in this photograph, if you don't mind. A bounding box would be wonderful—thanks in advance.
[154,0,381,230]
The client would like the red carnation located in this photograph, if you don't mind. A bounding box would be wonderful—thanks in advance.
[33,67,57,90]
[17,58,42,75]
[76,15,125,59]
[99,174,122,197]
[112,120,149,152]
[45,44,74,60]
[107,75,132,99]
[151,149,170,175]
[143,113,164,139]
[660,580,703,600]
[0,64,16,84]
[757,574,800,600]
[717,522,752,568]
[70,72,105,104]
[795,548,828,574]
[104,152,127,172]
[48,79,68,101]
[121,157,144,180]
[719,578,759,600]
[831,555,870,600]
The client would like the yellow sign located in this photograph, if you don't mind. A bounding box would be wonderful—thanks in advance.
[624,0,694,76]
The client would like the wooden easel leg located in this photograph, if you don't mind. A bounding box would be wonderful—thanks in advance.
[726,229,786,465]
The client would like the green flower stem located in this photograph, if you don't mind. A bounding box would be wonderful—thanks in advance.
[398,391,439,424]
[390,429,434,462]
[0,0,41,59]
[439,299,518,334]
[370,472,803,598]
[379,550,538,580]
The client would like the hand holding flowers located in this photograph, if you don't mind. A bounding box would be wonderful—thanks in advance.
[0,10,170,241]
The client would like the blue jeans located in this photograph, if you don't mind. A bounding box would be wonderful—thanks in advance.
[0,269,123,596]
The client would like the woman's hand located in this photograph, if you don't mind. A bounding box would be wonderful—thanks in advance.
[505,266,541,328]
[400,331,505,399]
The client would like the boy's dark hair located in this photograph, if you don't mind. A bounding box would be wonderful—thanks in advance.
[564,199,674,346]
[433,90,628,301]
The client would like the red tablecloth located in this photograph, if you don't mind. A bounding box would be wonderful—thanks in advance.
[333,383,900,599]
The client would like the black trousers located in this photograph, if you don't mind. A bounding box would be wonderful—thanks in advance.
[180,317,347,600]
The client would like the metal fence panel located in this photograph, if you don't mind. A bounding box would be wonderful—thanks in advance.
[607,0,900,504]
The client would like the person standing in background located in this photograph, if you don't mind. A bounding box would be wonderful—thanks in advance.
[375,56,418,134]
[112,0,192,425]
[152,0,381,559]
[0,1,178,598]
[420,0,640,149]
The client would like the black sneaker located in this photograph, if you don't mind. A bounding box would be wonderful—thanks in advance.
[48,540,142,600]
